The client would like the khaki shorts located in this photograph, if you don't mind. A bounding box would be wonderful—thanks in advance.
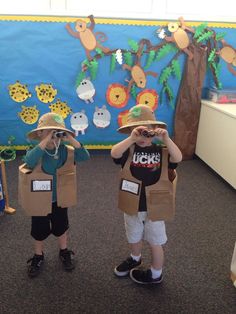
[124,212,167,245]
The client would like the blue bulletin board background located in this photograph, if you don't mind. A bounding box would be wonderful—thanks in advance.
[0,16,236,149]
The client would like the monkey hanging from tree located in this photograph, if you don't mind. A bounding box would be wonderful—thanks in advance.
[218,40,236,76]
[66,15,110,61]
[164,16,195,60]
[122,39,158,94]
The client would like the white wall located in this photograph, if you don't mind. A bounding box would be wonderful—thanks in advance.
[0,0,235,22]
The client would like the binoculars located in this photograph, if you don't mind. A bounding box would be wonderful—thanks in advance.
[53,130,67,138]
[139,129,156,138]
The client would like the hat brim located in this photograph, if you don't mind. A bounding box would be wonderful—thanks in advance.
[27,126,75,140]
[117,120,167,134]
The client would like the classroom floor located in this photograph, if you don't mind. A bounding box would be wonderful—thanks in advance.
[0,153,235,314]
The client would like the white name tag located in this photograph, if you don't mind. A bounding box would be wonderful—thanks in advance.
[31,180,52,192]
[121,179,140,195]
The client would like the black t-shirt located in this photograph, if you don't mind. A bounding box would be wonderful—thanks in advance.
[113,143,177,211]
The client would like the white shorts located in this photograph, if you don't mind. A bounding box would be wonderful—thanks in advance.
[124,212,167,245]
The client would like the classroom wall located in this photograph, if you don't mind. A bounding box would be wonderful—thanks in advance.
[0,1,236,149]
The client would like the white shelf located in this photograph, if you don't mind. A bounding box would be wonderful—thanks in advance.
[195,100,236,189]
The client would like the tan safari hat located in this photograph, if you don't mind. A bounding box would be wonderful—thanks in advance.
[27,112,75,140]
[117,104,166,134]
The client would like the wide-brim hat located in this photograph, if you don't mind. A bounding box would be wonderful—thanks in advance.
[117,104,167,134]
[27,112,75,140]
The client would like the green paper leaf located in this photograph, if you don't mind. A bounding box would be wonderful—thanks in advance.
[155,44,178,61]
[95,47,104,57]
[75,71,86,87]
[159,66,172,84]
[110,53,116,74]
[89,59,99,80]
[193,23,208,39]
[82,59,90,67]
[196,31,213,43]
[128,39,139,52]
[163,84,174,107]
[124,51,133,67]
[171,59,181,80]
[130,85,138,99]
[215,32,226,41]
[144,50,156,69]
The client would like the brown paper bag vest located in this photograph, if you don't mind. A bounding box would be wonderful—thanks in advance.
[118,146,177,221]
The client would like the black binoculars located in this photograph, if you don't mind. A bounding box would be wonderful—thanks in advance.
[53,130,67,138]
[139,129,156,138]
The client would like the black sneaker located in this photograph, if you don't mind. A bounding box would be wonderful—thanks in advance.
[27,253,44,278]
[130,268,163,284]
[114,256,142,277]
[59,249,75,271]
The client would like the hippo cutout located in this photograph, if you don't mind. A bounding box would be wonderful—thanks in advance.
[76,78,95,104]
[93,105,111,128]
[70,110,88,135]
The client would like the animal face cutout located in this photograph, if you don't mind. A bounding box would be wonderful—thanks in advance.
[106,84,129,108]
[70,111,88,135]
[76,78,95,103]
[136,89,158,110]
[75,20,87,32]
[49,99,72,119]
[93,105,111,128]
[168,22,179,33]
[35,83,57,103]
[8,81,32,102]
[18,105,39,124]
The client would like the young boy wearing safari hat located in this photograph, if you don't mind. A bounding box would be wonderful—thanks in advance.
[111,104,182,284]
[19,112,90,278]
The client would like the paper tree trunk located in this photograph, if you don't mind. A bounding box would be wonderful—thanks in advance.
[173,44,207,160]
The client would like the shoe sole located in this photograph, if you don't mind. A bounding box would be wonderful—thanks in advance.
[114,268,130,277]
[114,261,142,277]
[129,270,163,285]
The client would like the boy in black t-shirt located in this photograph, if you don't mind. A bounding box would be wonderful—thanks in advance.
[111,104,182,284]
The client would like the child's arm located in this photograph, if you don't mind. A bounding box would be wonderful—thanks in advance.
[24,146,45,169]
[111,126,144,158]
[24,131,55,168]
[65,133,90,162]
[155,128,182,163]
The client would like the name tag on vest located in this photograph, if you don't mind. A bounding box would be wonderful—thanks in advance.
[121,179,140,195]
[31,180,52,192]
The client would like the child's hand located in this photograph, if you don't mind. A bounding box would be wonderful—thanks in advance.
[64,132,81,148]
[63,132,74,142]
[38,130,55,149]
[130,126,147,142]
[154,127,169,142]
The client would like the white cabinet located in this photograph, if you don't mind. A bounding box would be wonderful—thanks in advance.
[195,100,236,189]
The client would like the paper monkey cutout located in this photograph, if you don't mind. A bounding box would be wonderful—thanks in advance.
[66,15,110,61]
[76,78,95,103]
[122,39,158,93]
[93,105,111,128]
[70,111,89,136]
[219,40,236,76]
[164,17,194,60]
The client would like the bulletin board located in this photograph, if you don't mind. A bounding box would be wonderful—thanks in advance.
[0,15,236,150]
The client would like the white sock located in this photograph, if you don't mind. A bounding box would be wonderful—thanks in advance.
[131,253,141,262]
[151,266,162,279]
